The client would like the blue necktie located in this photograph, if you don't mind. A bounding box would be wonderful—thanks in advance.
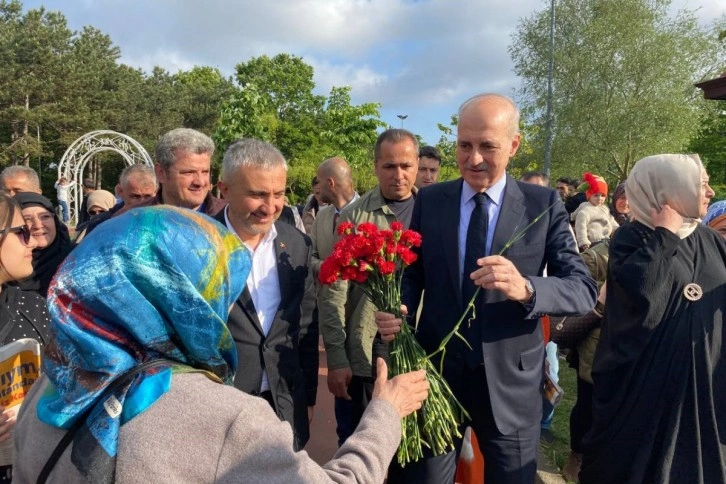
[463,192,489,304]
[463,192,488,368]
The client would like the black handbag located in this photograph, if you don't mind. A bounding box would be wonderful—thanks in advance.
[549,304,604,349]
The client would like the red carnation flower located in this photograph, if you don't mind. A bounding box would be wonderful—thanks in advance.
[357,222,379,235]
[378,260,396,275]
[337,221,355,236]
[318,259,340,285]
[400,248,418,265]
[400,230,422,247]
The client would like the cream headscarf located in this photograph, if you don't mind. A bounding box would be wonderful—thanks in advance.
[625,154,703,239]
[86,189,117,213]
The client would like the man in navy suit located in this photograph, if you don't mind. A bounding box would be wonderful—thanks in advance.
[377,93,596,483]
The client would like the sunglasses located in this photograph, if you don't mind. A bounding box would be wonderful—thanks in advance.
[88,209,106,215]
[0,224,31,245]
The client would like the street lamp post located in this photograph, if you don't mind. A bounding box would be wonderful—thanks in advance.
[397,114,408,128]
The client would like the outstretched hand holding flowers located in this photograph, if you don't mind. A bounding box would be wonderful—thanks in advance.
[321,203,556,464]
[319,221,469,465]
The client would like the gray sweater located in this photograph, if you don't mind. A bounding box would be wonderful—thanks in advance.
[14,373,401,483]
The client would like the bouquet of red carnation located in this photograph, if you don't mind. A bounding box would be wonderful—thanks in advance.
[319,221,468,466]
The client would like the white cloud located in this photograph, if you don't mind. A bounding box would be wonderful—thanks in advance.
[24,0,726,142]
[309,59,388,97]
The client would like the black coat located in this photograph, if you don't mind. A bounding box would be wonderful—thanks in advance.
[0,286,51,347]
[214,211,318,450]
[581,223,726,483]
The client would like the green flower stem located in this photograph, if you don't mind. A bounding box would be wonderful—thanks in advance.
[371,289,469,466]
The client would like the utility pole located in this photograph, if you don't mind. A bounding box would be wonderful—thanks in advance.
[543,0,556,178]
[397,114,408,128]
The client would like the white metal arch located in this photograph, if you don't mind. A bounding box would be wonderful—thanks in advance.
[57,130,153,225]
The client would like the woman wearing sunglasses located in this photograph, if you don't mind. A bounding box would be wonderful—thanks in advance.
[85,189,117,217]
[73,190,118,244]
[13,193,73,297]
[0,193,51,483]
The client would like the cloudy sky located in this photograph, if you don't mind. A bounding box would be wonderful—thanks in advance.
[22,0,726,145]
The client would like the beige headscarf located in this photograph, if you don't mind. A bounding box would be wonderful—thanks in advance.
[625,154,703,239]
[86,189,117,213]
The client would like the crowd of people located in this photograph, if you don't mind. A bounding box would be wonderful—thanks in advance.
[0,92,723,483]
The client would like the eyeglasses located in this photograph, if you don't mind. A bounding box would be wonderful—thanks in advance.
[0,225,31,245]
[88,208,106,215]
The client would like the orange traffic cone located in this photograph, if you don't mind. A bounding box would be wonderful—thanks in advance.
[455,426,484,484]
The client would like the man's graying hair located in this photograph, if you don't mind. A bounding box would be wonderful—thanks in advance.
[0,166,40,189]
[155,128,215,171]
[222,139,287,180]
[458,93,521,137]
[119,164,157,188]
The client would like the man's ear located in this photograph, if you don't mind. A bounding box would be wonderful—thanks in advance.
[509,134,521,157]
[217,180,228,200]
[153,163,165,182]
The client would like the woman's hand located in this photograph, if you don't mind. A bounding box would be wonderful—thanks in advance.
[372,358,429,418]
[0,405,18,443]
[651,204,683,234]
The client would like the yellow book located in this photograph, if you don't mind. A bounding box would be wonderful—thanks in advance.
[0,339,41,466]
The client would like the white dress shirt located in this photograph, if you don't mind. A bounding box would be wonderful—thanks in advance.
[225,207,281,392]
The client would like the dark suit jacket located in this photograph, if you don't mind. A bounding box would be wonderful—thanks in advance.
[214,211,318,450]
[402,176,596,434]
[114,191,227,218]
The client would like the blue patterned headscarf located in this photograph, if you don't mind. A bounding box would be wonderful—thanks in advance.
[703,200,726,228]
[37,206,250,481]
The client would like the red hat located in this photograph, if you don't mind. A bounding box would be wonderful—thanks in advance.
[580,172,608,199]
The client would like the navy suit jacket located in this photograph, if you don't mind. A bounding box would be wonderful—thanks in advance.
[214,211,318,450]
[402,176,596,434]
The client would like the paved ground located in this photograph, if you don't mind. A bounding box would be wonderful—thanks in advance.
[304,339,339,465]
[304,340,567,483]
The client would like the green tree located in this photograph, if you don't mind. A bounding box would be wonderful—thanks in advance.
[67,26,122,132]
[142,67,184,134]
[213,83,278,150]
[318,86,385,168]
[234,54,325,158]
[235,53,319,117]
[510,0,720,184]
[690,22,726,186]
[0,1,75,167]
[689,104,726,185]
[174,66,235,132]
[215,55,384,200]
